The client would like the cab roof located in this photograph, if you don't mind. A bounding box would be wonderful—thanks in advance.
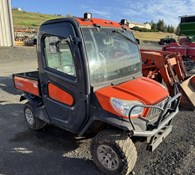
[41,15,128,30]
[75,17,122,28]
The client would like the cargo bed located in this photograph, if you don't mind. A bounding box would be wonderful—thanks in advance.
[13,71,40,96]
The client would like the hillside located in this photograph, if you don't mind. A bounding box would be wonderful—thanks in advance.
[12,9,64,29]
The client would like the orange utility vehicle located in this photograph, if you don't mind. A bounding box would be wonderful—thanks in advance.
[13,14,181,175]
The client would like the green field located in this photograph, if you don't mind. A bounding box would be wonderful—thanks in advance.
[12,9,64,29]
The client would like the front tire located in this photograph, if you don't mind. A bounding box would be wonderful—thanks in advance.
[24,103,46,130]
[91,129,137,175]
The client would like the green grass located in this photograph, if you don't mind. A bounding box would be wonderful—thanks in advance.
[12,9,63,29]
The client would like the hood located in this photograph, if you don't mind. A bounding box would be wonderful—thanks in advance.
[95,77,169,117]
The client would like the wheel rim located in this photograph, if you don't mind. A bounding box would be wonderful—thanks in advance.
[97,144,119,170]
[25,108,34,125]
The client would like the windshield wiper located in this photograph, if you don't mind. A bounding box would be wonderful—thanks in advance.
[112,30,137,46]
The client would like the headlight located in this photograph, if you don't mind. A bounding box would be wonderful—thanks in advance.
[110,98,144,117]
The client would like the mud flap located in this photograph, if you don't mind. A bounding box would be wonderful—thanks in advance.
[146,125,173,152]
[179,75,195,110]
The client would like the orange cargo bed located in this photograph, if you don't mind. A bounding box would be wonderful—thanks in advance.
[13,71,40,97]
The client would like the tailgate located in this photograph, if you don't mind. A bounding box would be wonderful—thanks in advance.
[13,71,40,96]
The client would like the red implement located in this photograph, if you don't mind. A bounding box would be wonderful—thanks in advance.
[141,49,195,110]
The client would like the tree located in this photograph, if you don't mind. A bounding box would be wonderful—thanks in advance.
[163,25,167,32]
[157,19,165,32]
[169,25,175,33]
[175,25,181,35]
[167,25,170,33]
[151,21,158,32]
[150,19,175,33]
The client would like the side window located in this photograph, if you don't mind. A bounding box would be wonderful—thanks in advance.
[44,36,76,77]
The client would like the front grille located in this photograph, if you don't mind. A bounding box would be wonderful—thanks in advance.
[147,98,168,122]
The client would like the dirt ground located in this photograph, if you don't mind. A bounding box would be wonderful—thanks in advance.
[0,44,194,175]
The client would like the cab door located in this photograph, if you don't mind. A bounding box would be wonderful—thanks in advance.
[39,22,89,133]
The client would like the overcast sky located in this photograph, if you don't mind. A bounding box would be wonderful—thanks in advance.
[11,0,195,26]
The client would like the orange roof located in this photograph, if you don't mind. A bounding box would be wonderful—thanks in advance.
[75,17,122,28]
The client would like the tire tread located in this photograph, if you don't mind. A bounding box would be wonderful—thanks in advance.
[91,129,137,175]
[24,103,46,130]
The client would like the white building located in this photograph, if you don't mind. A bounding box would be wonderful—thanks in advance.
[0,0,15,46]
[128,22,151,30]
[12,7,22,11]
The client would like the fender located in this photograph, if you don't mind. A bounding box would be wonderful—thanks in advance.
[20,93,42,108]
[79,109,134,136]
[20,93,51,123]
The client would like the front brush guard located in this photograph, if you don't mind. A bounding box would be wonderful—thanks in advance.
[128,88,181,137]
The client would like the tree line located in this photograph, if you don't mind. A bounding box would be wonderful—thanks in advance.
[132,19,175,33]
[151,19,175,33]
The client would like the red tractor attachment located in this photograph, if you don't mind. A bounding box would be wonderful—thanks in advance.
[141,49,195,110]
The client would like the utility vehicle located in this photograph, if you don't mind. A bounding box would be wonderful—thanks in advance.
[13,13,181,175]
[158,36,176,45]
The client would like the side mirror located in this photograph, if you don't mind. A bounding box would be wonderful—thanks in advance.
[49,37,71,54]
[58,39,69,53]
[49,36,59,54]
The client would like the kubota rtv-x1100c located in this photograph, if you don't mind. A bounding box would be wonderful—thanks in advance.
[13,14,181,175]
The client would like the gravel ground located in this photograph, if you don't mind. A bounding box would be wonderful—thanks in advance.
[0,43,194,175]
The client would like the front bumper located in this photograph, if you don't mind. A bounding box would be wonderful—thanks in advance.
[133,107,178,137]
[129,92,181,137]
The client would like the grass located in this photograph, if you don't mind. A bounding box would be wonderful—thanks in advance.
[133,31,177,42]
[12,9,63,29]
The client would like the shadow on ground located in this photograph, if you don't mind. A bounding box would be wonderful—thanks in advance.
[0,76,20,96]
[0,101,102,175]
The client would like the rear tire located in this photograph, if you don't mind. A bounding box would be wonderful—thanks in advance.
[91,129,137,175]
[24,103,46,130]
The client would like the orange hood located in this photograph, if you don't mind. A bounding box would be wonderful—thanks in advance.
[95,77,169,118]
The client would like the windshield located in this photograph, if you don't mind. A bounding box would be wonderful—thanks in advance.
[82,28,142,86]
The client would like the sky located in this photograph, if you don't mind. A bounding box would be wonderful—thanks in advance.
[11,0,195,27]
